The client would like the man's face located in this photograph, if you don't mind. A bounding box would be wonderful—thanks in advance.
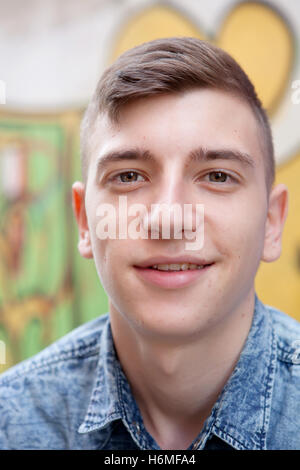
[80,89,273,341]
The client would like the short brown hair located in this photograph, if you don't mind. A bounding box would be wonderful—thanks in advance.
[81,37,275,191]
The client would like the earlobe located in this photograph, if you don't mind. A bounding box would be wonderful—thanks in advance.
[78,230,93,259]
[72,181,93,259]
[261,183,289,263]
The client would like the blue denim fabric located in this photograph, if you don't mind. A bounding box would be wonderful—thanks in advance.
[0,294,299,450]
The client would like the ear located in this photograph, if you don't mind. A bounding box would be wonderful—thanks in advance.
[72,181,93,259]
[261,183,289,263]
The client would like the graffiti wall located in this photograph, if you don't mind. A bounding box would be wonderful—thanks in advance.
[0,0,300,371]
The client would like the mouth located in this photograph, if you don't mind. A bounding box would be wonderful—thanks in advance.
[146,263,209,271]
[133,261,214,289]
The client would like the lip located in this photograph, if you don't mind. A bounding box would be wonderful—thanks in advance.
[133,262,214,290]
[134,255,212,268]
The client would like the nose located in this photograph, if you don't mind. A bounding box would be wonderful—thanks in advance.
[141,175,201,242]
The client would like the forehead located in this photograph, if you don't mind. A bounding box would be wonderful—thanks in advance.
[91,89,265,170]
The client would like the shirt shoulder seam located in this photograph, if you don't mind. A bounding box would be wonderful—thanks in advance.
[0,343,100,385]
[276,341,300,365]
[264,305,300,365]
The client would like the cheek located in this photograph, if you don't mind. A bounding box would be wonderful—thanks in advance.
[208,197,266,262]
[90,236,134,294]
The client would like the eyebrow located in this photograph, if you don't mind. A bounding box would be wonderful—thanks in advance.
[187,146,255,169]
[96,149,154,174]
[95,145,255,176]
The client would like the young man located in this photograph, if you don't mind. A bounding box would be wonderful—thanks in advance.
[0,37,299,450]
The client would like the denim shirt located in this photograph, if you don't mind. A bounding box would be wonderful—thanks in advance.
[0,294,300,450]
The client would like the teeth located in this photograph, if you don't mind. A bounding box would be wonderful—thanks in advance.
[151,263,205,271]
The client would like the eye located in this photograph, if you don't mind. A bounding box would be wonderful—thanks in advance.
[205,171,236,184]
[208,171,229,183]
[110,171,145,184]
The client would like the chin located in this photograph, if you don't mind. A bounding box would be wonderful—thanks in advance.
[127,306,206,341]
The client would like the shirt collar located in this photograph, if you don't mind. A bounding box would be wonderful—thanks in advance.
[78,317,123,434]
[78,317,152,447]
[78,294,277,450]
[205,294,277,450]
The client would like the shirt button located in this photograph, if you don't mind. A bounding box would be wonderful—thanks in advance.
[132,421,141,435]
[192,438,201,450]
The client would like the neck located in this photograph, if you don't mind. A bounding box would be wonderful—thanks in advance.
[110,291,255,450]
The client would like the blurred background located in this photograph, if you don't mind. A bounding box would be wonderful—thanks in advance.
[0,0,300,372]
